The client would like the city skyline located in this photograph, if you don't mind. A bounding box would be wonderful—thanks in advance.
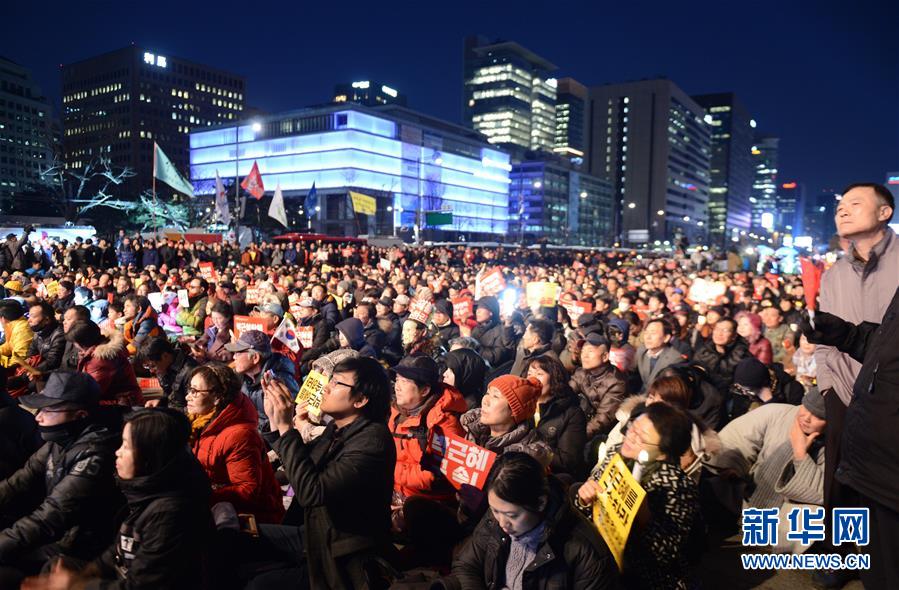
[3,0,896,209]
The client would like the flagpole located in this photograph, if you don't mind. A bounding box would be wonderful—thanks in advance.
[152,143,158,237]
[234,127,240,245]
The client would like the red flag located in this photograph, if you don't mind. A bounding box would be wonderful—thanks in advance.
[240,161,265,200]
[799,257,824,311]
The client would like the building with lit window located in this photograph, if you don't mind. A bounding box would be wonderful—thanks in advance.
[189,103,511,241]
[61,46,245,197]
[804,189,839,246]
[553,78,587,168]
[333,81,406,107]
[509,159,613,246]
[587,79,712,245]
[0,56,55,210]
[777,180,805,235]
[692,93,754,246]
[462,35,557,153]
[750,135,780,232]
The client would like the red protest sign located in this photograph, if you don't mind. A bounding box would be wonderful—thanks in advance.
[562,300,593,322]
[341,247,353,258]
[245,286,264,305]
[451,298,473,323]
[233,315,268,339]
[297,326,314,349]
[137,377,161,391]
[198,262,217,282]
[408,299,432,324]
[428,432,497,490]
[475,268,505,299]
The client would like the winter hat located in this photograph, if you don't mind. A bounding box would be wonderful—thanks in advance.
[433,299,453,318]
[801,387,826,420]
[487,375,542,424]
[733,357,771,392]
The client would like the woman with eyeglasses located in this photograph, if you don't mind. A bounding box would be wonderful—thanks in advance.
[23,408,215,590]
[186,363,284,525]
[575,403,699,590]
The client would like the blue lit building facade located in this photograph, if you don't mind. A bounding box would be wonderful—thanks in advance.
[189,104,511,240]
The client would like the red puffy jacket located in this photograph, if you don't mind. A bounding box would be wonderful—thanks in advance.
[77,331,143,406]
[389,384,467,501]
[191,392,284,524]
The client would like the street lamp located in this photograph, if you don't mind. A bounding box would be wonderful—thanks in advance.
[251,121,262,132]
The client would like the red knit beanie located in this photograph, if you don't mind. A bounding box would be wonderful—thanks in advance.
[488,375,542,423]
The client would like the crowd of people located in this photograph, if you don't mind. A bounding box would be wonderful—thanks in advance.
[0,181,894,589]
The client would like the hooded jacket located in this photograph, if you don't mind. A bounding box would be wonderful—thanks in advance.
[444,478,618,590]
[86,451,214,590]
[389,385,467,501]
[444,348,488,409]
[190,393,285,525]
[335,318,377,358]
[77,331,144,406]
[0,422,122,562]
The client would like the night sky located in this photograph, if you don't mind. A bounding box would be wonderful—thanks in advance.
[5,0,897,198]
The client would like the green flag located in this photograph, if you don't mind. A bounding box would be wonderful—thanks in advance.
[153,142,194,196]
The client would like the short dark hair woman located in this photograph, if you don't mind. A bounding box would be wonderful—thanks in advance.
[23,408,214,589]
[443,452,618,590]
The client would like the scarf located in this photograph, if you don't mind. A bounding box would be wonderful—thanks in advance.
[502,521,546,590]
[188,410,217,443]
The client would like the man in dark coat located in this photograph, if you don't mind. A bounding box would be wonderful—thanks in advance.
[431,299,460,351]
[25,301,66,379]
[257,356,396,590]
[0,372,121,586]
[138,337,197,410]
[803,305,899,588]
[694,317,751,393]
[471,296,517,368]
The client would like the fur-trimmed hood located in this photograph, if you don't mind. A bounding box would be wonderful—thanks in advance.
[86,328,127,360]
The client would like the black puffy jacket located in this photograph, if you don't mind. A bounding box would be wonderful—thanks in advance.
[0,422,122,562]
[441,478,618,590]
[693,337,752,393]
[0,393,40,480]
[535,392,587,479]
[86,451,213,589]
[471,320,516,368]
[27,321,66,374]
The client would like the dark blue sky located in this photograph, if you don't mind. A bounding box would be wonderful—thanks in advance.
[5,0,898,197]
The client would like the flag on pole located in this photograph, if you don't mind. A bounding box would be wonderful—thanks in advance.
[240,161,265,200]
[349,191,376,215]
[305,182,318,219]
[272,316,300,353]
[214,171,232,226]
[268,183,288,227]
[153,142,194,196]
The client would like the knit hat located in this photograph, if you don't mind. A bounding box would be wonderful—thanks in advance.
[801,387,826,420]
[733,357,771,392]
[487,375,542,424]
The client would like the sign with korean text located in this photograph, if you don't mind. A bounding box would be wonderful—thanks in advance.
[475,268,505,299]
[428,432,497,490]
[451,298,473,323]
[591,453,647,570]
[245,286,264,305]
[562,300,594,322]
[408,299,432,324]
[233,315,268,339]
[297,326,314,349]
[526,282,561,308]
[198,262,217,283]
[295,369,328,418]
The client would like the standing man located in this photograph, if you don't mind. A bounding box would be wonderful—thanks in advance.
[813,182,898,588]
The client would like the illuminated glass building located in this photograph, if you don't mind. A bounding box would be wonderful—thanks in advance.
[333,81,407,107]
[553,78,587,168]
[692,93,754,246]
[509,160,613,246]
[62,45,245,197]
[804,189,839,246]
[750,134,779,232]
[0,56,55,210]
[587,79,712,245]
[777,180,805,235]
[462,35,557,153]
[189,103,511,240]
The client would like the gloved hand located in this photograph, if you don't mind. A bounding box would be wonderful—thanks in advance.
[799,311,852,347]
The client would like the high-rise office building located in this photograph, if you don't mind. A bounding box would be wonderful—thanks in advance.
[510,159,613,246]
[777,181,805,235]
[0,56,55,209]
[62,45,245,198]
[189,103,512,241]
[692,93,754,246]
[750,135,779,232]
[553,78,587,167]
[587,79,712,245]
[462,35,557,153]
[333,81,407,107]
[804,189,838,245]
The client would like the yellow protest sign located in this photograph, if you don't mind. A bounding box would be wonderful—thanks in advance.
[591,453,647,570]
[526,282,560,308]
[295,369,329,418]
[349,191,377,215]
